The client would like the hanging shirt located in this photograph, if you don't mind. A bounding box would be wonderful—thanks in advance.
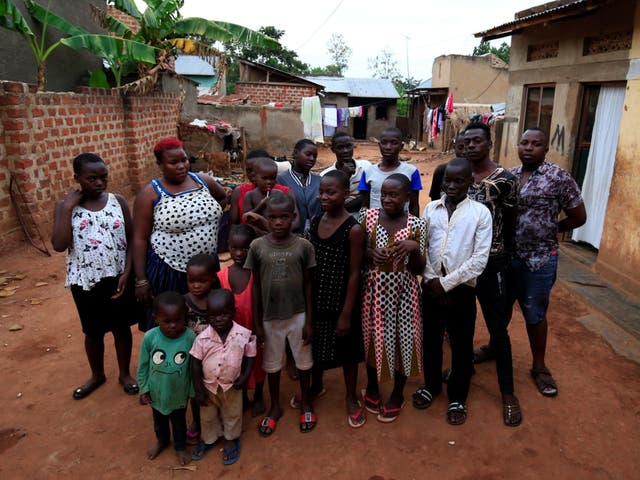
[323,107,338,128]
[300,96,323,143]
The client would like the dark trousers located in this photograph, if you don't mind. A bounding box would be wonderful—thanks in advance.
[152,407,187,451]
[476,255,514,395]
[423,284,476,405]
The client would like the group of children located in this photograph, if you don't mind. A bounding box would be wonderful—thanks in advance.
[55,126,500,467]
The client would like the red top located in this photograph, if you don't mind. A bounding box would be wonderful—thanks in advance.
[238,183,290,223]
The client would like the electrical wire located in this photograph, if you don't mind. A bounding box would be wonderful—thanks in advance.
[295,0,345,50]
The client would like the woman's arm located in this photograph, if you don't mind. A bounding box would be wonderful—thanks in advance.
[229,186,242,224]
[132,185,156,304]
[200,173,228,210]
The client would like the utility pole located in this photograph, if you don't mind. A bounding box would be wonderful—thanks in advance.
[404,35,411,79]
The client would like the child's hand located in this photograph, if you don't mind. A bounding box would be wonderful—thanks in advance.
[62,189,83,210]
[391,240,419,259]
[254,325,265,348]
[335,311,351,337]
[371,247,390,265]
[139,392,152,405]
[302,321,313,345]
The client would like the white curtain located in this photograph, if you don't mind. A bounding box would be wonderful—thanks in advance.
[572,86,626,248]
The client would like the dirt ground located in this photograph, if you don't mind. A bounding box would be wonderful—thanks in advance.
[1,142,639,479]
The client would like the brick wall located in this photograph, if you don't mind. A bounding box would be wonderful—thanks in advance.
[0,80,182,253]
[235,82,317,106]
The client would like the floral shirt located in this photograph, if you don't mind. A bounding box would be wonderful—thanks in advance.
[509,162,583,271]
[65,193,127,290]
[468,167,518,257]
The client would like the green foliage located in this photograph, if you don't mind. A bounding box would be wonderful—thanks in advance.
[224,26,309,75]
[368,48,401,82]
[326,33,350,76]
[88,68,109,88]
[472,41,510,64]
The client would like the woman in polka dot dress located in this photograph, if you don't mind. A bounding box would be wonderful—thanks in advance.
[132,138,227,331]
[359,174,426,423]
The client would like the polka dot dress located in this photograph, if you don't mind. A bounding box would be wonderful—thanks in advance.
[150,173,223,272]
[310,214,364,369]
[359,208,426,380]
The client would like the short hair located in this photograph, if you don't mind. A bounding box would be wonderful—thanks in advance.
[228,223,257,244]
[523,127,549,145]
[266,190,295,213]
[186,253,218,275]
[152,290,186,315]
[153,138,183,162]
[73,153,105,174]
[384,173,411,192]
[322,169,350,189]
[254,157,278,173]
[293,139,316,153]
[246,149,272,160]
[464,122,491,141]
[381,126,403,140]
[207,288,235,310]
[331,131,352,144]
[446,157,473,177]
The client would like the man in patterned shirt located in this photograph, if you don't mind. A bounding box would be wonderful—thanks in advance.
[508,128,586,398]
[464,122,521,427]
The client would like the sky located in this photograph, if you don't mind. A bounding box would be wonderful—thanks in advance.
[136,0,538,80]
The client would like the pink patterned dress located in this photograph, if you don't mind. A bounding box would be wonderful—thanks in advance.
[359,208,426,380]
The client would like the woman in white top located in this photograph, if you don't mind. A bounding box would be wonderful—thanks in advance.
[52,153,141,400]
[132,138,227,331]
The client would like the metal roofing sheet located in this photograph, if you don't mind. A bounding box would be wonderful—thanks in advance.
[175,55,215,76]
[303,76,399,98]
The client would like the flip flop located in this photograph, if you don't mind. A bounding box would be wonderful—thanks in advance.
[191,441,216,461]
[72,377,106,400]
[222,439,241,466]
[361,388,381,414]
[289,387,327,409]
[186,429,200,445]
[347,401,366,428]
[447,402,467,426]
[299,410,317,433]
[258,416,279,437]
[503,397,523,427]
[412,387,434,410]
[376,402,406,423]
[530,367,558,397]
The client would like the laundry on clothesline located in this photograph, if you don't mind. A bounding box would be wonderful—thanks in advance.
[300,96,324,143]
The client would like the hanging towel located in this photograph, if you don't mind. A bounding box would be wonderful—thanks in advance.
[337,107,349,127]
[348,106,363,118]
[445,93,454,114]
[300,96,324,143]
[431,108,438,139]
[323,107,338,128]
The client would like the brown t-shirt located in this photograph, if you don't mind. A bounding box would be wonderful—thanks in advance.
[244,236,316,321]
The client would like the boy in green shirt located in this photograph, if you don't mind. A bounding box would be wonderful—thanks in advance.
[138,291,196,466]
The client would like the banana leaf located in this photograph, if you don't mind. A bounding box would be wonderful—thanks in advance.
[24,0,86,37]
[61,34,158,65]
[215,21,279,48]
[173,17,236,44]
[0,0,34,36]
[100,12,134,39]
[108,0,142,21]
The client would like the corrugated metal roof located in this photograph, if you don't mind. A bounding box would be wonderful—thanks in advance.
[175,55,215,76]
[418,78,432,88]
[303,76,400,98]
[474,0,603,40]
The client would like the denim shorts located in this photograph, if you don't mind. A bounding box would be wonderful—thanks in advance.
[508,254,558,325]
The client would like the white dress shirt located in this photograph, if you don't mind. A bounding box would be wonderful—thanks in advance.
[422,196,492,292]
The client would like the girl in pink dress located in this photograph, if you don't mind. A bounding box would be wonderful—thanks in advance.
[217,224,266,416]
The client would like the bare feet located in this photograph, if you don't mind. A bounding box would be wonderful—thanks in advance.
[176,449,191,466]
[147,442,167,460]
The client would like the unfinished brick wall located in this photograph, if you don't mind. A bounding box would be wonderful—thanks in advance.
[0,81,182,253]
[234,82,317,106]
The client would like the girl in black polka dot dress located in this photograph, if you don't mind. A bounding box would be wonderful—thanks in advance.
[308,171,366,428]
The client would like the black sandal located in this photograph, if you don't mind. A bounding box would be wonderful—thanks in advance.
[503,397,522,427]
[412,387,434,410]
[447,402,467,425]
[530,367,558,397]
[72,377,106,400]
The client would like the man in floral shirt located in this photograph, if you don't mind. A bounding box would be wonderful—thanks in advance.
[508,128,586,398]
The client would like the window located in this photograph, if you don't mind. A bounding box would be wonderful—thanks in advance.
[523,84,555,135]
[376,105,388,120]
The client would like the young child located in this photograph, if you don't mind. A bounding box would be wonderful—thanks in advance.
[183,253,221,444]
[277,139,321,236]
[429,133,466,202]
[358,127,422,217]
[359,174,427,423]
[217,224,267,416]
[244,192,317,436]
[243,157,299,234]
[230,149,270,225]
[138,291,196,466]
[321,132,371,214]
[190,289,256,465]
[418,158,492,425]
[308,170,366,428]
[51,153,140,400]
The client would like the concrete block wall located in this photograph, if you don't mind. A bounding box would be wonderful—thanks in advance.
[235,82,317,106]
[0,80,182,253]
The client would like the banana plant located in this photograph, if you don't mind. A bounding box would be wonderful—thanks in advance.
[0,0,158,90]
